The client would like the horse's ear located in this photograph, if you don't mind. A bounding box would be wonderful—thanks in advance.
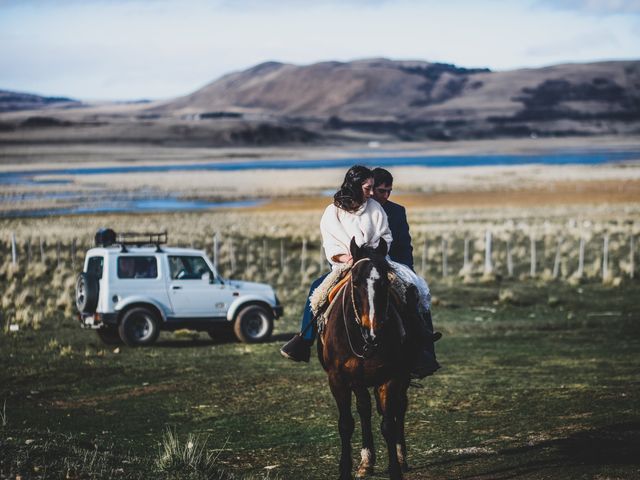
[375,238,388,257]
[350,237,361,260]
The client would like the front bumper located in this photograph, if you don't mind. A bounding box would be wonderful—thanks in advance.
[273,305,284,319]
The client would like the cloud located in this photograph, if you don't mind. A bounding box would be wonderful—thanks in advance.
[535,0,640,15]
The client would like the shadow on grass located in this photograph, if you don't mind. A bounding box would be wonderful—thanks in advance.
[152,331,298,348]
[414,422,640,479]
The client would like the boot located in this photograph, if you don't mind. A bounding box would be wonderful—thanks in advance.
[410,347,441,379]
[280,334,313,363]
[410,310,441,379]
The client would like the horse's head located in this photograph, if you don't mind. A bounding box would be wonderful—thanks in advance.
[348,238,390,342]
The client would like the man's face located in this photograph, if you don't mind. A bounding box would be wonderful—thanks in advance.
[373,182,392,205]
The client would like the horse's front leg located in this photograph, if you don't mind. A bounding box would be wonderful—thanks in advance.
[395,382,410,472]
[354,387,375,478]
[377,381,403,480]
[329,375,355,480]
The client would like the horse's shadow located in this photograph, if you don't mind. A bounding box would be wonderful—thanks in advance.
[409,421,640,479]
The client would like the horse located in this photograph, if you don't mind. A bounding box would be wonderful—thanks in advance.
[318,238,422,480]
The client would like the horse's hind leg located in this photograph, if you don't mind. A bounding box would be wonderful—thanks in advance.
[329,376,355,480]
[354,387,375,478]
[377,382,404,480]
[395,383,409,472]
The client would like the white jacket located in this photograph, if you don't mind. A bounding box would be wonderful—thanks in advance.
[320,198,393,268]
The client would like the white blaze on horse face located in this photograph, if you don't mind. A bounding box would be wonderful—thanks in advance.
[361,448,373,465]
[366,266,380,339]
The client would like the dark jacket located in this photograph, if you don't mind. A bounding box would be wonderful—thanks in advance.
[382,200,414,270]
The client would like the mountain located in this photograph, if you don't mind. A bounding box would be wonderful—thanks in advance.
[0,89,80,113]
[153,58,640,140]
[1,59,639,146]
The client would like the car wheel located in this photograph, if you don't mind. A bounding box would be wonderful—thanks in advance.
[96,327,122,345]
[75,273,99,314]
[233,305,273,343]
[118,307,160,347]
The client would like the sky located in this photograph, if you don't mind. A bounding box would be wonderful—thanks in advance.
[0,0,639,101]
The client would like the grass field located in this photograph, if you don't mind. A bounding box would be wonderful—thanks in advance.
[1,275,639,479]
[2,156,640,479]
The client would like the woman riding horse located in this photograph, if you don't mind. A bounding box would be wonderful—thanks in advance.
[286,165,440,479]
[281,164,439,377]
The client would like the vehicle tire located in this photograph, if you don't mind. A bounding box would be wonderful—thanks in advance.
[96,327,122,345]
[233,305,273,343]
[75,273,99,314]
[118,307,160,347]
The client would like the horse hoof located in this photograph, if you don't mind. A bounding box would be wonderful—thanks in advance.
[355,465,374,478]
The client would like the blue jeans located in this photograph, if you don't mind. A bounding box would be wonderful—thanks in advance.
[300,272,329,341]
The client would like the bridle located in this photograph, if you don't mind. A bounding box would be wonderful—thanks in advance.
[341,258,389,359]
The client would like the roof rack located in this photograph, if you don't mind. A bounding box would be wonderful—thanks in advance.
[116,231,168,252]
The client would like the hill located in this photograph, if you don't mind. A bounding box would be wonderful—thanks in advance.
[1,58,639,146]
[0,90,80,113]
[153,58,640,140]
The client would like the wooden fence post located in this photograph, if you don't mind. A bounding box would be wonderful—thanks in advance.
[71,239,76,269]
[441,237,448,278]
[553,237,562,278]
[463,236,470,273]
[11,232,17,266]
[56,241,61,269]
[484,230,493,275]
[301,238,307,275]
[577,237,585,278]
[262,238,267,275]
[280,239,285,271]
[630,235,635,279]
[26,238,32,265]
[213,233,219,271]
[602,234,609,282]
[39,237,46,264]
[530,233,536,277]
[421,238,427,276]
[229,237,236,273]
[506,238,514,277]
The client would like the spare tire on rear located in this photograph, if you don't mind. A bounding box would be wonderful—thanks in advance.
[76,272,99,314]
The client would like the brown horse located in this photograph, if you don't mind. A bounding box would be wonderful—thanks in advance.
[318,238,420,480]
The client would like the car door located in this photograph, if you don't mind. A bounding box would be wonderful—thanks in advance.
[166,255,234,317]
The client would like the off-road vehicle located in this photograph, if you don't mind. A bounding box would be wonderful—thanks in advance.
[75,229,283,346]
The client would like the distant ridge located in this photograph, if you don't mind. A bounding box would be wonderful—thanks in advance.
[1,58,639,146]
[0,89,80,113]
[153,58,640,140]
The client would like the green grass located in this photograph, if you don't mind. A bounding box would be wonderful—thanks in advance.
[2,280,639,479]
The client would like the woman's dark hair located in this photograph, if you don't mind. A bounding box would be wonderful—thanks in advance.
[333,165,374,212]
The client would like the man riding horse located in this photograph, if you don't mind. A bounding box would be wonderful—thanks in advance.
[280,166,440,378]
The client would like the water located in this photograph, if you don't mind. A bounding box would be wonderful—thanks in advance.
[1,198,265,218]
[1,150,637,217]
[0,150,637,185]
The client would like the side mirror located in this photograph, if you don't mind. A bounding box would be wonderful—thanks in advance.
[208,271,215,284]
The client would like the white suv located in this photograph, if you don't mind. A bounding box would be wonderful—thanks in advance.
[75,230,283,346]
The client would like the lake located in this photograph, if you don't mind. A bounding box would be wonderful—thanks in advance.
[1,150,637,217]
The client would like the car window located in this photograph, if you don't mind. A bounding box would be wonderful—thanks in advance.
[117,256,158,279]
[168,256,213,280]
[87,256,104,279]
